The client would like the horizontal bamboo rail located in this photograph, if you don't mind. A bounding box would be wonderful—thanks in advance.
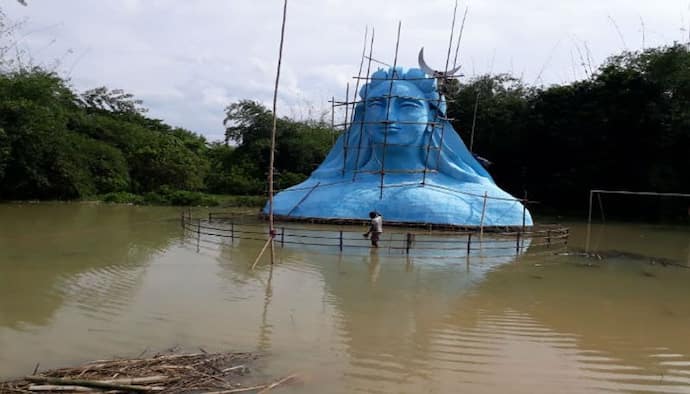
[184,214,568,259]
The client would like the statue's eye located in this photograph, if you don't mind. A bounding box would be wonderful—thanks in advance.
[368,98,386,108]
[400,100,423,109]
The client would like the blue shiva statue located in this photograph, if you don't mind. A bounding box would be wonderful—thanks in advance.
[265,66,532,227]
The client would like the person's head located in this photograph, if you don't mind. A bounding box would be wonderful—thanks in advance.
[359,68,444,147]
[369,211,377,219]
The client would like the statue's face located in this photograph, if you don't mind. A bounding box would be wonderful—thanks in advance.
[363,80,430,147]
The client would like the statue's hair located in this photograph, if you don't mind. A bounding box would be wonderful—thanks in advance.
[359,67,447,115]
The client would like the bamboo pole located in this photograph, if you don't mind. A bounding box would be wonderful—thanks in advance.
[522,191,527,230]
[479,191,488,243]
[444,0,459,73]
[520,191,527,253]
[452,6,469,69]
[207,384,271,394]
[341,82,350,175]
[469,91,480,152]
[256,374,299,393]
[589,189,690,198]
[262,0,288,267]
[585,189,593,252]
[28,385,96,392]
[352,27,375,181]
[196,218,201,252]
[251,238,273,271]
[331,95,335,145]
[597,192,606,223]
[24,376,157,393]
[378,21,402,200]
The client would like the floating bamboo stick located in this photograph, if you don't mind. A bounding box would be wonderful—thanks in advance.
[24,376,160,392]
[251,237,273,271]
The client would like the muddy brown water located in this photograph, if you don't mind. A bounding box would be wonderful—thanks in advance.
[1,203,690,393]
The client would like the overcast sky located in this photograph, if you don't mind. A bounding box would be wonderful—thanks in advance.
[4,0,690,141]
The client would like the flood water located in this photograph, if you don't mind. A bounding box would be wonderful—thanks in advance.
[1,203,690,393]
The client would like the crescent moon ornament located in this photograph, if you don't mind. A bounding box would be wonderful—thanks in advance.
[418,47,462,77]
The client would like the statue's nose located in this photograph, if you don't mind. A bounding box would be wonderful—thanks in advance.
[379,119,401,131]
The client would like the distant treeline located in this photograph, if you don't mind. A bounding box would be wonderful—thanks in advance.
[447,44,690,219]
[0,71,332,205]
[1,44,689,217]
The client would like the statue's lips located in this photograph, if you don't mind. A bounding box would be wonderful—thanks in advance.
[375,125,402,133]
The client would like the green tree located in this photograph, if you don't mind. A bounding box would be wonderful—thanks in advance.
[221,100,333,192]
[78,86,148,114]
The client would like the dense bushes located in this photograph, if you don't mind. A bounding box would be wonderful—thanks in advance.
[2,41,690,217]
[102,189,220,206]
[0,70,211,201]
[0,71,332,205]
[447,44,690,217]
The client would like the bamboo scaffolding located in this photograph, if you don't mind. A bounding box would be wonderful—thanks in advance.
[452,5,469,69]
[378,21,403,200]
[341,82,350,174]
[248,9,542,240]
[352,27,376,181]
[350,75,463,81]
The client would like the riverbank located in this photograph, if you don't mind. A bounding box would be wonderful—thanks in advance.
[1,192,267,208]
[101,191,266,208]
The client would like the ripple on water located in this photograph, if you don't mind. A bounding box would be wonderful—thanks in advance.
[7,209,690,394]
[56,264,145,321]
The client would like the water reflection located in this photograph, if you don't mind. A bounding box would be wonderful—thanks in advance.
[468,253,690,392]
[0,203,180,329]
[205,223,690,393]
[206,228,537,392]
[574,221,690,264]
[3,205,690,393]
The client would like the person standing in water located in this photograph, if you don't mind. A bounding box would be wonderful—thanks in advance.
[364,211,383,247]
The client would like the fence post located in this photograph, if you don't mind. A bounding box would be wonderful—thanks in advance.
[196,218,201,253]
[405,233,412,255]
[281,227,285,248]
[479,191,488,243]
[520,192,527,252]
[231,220,235,242]
[521,192,527,236]
[546,230,551,248]
[208,212,212,222]
[565,229,569,246]
[180,210,185,229]
[339,230,343,252]
[522,193,527,229]
[516,232,521,254]
[467,233,472,255]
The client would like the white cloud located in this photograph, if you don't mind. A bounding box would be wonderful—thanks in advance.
[3,0,690,141]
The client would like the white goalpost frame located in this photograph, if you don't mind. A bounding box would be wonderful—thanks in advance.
[585,189,690,251]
